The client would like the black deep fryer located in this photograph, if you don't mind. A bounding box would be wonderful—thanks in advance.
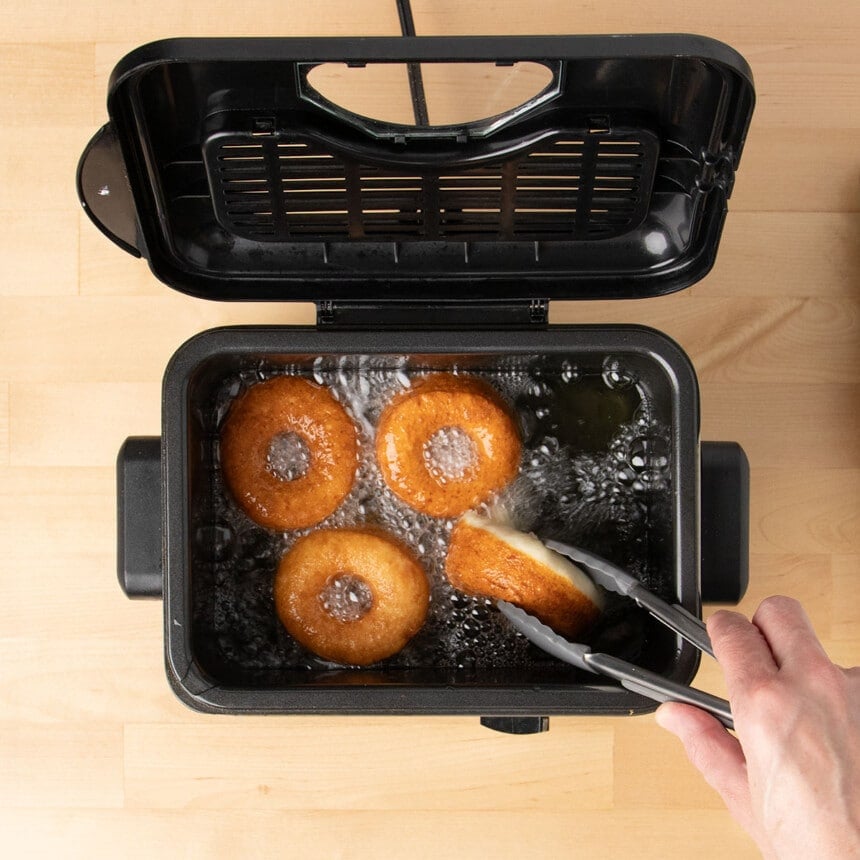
[78,34,754,734]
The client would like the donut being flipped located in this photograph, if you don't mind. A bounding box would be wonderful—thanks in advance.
[375,373,521,518]
[445,512,605,640]
[220,376,358,530]
[275,528,430,665]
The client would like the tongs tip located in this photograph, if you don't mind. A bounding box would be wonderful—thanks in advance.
[497,600,592,671]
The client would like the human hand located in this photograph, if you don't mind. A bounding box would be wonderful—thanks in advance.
[655,596,860,859]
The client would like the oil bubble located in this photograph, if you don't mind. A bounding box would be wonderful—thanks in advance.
[628,435,670,491]
[423,426,478,482]
[560,360,581,384]
[602,356,638,390]
[266,432,311,482]
[320,574,373,622]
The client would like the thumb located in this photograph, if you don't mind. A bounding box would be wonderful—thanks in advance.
[656,702,756,833]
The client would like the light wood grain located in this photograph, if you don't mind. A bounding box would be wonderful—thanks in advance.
[714,213,860,297]
[123,718,614,811]
[0,43,95,127]
[9,382,161,466]
[832,555,860,640]
[0,382,8,465]
[1,1,858,858]
[703,384,860,468]
[731,128,860,213]
[0,211,79,296]
[0,125,94,213]
[1,0,404,42]
[0,807,756,860]
[0,721,124,809]
[752,469,860,555]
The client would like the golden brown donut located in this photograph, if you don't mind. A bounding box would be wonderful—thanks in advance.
[220,376,358,530]
[445,512,604,639]
[375,373,521,518]
[274,528,430,665]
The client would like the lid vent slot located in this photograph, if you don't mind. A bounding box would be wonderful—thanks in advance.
[279,141,349,237]
[216,142,276,236]
[360,169,424,237]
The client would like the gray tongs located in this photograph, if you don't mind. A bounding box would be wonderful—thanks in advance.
[498,539,734,730]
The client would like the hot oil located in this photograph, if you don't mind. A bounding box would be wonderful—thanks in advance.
[191,354,674,678]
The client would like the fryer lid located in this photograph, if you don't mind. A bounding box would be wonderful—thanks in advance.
[79,35,754,301]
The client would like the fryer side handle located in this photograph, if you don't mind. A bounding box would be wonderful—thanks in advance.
[117,436,163,599]
[700,441,750,604]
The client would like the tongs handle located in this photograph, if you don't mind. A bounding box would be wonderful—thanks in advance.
[586,652,734,730]
[628,584,715,658]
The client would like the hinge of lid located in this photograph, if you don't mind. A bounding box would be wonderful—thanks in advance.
[697,147,736,198]
[316,299,549,330]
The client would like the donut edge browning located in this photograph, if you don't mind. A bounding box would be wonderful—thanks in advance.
[375,373,522,518]
[274,528,430,666]
[220,376,359,531]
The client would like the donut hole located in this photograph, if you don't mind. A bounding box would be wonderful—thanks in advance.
[319,573,374,623]
[266,431,311,482]
[422,426,478,483]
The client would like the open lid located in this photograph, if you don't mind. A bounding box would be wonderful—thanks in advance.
[77,35,754,303]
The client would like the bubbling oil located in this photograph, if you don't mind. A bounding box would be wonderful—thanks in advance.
[320,574,374,623]
[191,354,673,675]
[266,431,311,482]
[423,426,479,482]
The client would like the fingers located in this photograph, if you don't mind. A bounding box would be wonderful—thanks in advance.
[751,595,829,672]
[708,608,778,700]
[655,702,755,832]
[709,597,832,701]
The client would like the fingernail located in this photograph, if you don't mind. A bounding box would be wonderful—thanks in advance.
[654,704,671,729]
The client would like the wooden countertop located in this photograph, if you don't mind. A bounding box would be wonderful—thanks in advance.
[1,2,857,857]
